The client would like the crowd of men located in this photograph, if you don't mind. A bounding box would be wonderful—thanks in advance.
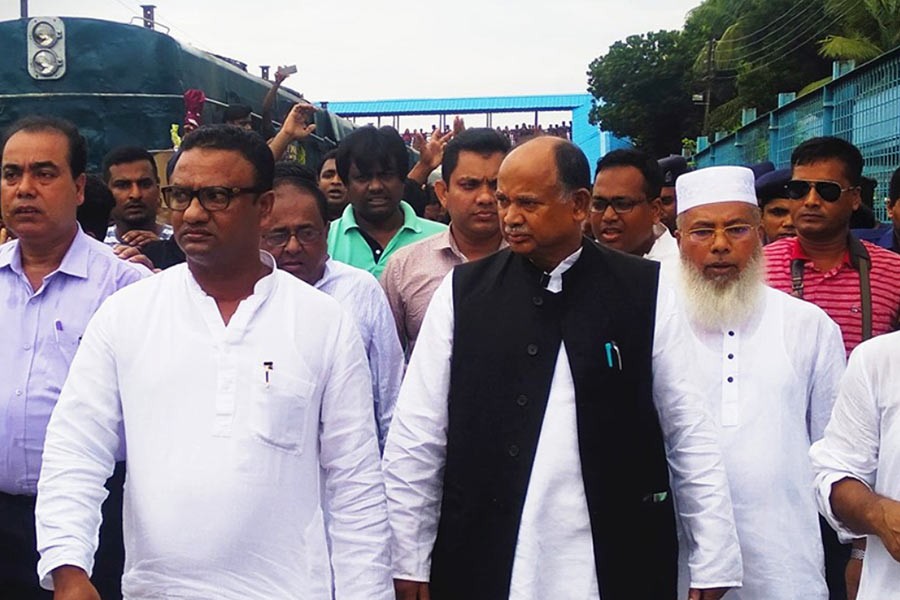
[3,107,900,600]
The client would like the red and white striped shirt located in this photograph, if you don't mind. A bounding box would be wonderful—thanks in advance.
[764,237,900,355]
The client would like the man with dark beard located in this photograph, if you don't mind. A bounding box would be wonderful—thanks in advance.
[102,146,171,248]
[674,165,846,600]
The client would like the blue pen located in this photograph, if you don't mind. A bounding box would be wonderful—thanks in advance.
[604,342,614,368]
[54,319,63,344]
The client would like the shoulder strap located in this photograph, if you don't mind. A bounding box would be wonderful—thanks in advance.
[848,235,873,341]
[790,259,805,299]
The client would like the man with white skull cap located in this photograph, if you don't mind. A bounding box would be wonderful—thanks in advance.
[673,165,846,599]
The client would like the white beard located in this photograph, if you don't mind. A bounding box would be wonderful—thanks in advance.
[678,249,765,331]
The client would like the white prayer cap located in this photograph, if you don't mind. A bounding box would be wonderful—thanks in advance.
[675,166,758,216]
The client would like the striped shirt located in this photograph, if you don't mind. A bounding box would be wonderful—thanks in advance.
[764,236,900,355]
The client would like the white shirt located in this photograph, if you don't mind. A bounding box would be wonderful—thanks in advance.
[383,249,742,597]
[678,286,845,599]
[644,224,681,281]
[810,330,900,599]
[315,258,404,451]
[36,253,393,599]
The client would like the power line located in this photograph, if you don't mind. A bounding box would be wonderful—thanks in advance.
[715,0,853,65]
[714,0,856,69]
[716,0,861,80]
[714,0,822,50]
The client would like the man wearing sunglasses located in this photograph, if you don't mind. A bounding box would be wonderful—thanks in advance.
[764,136,900,357]
[674,165,845,600]
[35,125,393,599]
[591,149,680,277]
[261,164,403,452]
[763,137,900,599]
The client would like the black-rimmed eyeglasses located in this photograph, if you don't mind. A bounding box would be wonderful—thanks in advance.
[161,185,261,212]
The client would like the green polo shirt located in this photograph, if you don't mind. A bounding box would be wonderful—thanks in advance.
[327,200,447,279]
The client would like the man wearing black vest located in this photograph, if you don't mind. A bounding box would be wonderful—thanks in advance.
[383,137,742,600]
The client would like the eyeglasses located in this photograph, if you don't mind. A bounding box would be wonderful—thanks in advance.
[685,224,755,243]
[590,197,648,214]
[260,227,323,248]
[785,180,858,203]
[160,185,261,212]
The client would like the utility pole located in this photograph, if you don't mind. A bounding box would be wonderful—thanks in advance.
[702,38,715,136]
[20,0,28,18]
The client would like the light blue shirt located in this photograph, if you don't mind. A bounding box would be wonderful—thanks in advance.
[0,228,147,495]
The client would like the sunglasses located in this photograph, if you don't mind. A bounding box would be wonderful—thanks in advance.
[785,180,858,203]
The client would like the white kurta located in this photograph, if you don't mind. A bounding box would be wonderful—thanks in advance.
[677,286,845,599]
[36,253,393,599]
[315,258,404,451]
[810,330,900,599]
[383,248,743,597]
[644,223,681,281]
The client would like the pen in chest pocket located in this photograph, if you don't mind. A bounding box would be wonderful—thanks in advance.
[604,341,623,370]
[263,361,274,387]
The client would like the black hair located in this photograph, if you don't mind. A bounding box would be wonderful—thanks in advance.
[272,173,330,225]
[441,128,510,182]
[791,136,864,186]
[101,146,159,182]
[555,140,591,193]
[222,104,252,123]
[179,124,274,191]
[595,148,663,199]
[1,115,87,177]
[274,161,317,184]
[889,166,900,205]
[318,148,339,176]
[335,125,408,184]
[78,174,115,240]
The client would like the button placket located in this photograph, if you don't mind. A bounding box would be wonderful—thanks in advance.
[213,339,237,436]
[721,329,740,426]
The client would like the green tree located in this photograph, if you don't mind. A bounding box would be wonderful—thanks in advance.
[819,0,900,61]
[587,30,699,158]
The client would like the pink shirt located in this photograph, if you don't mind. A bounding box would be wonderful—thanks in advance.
[380,229,504,354]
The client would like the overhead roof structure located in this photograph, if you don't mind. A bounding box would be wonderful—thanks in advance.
[321,94,594,117]
[319,94,629,174]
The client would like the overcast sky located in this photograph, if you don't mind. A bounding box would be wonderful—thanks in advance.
[3,0,702,128]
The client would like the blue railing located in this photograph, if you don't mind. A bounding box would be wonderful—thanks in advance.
[695,46,900,221]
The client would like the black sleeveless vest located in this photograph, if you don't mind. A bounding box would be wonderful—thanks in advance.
[429,240,677,599]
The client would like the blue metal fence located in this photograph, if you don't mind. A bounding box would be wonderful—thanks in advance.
[695,46,900,221]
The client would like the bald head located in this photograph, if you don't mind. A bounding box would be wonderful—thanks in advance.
[496,137,591,271]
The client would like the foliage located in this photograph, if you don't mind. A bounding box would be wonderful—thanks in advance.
[586,0,892,150]
[586,30,700,157]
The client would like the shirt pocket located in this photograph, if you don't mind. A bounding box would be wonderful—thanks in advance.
[249,371,316,455]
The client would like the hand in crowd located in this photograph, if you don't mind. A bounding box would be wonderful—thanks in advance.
[51,566,101,600]
[118,228,160,247]
[688,587,730,600]
[281,102,317,141]
[873,496,900,562]
[113,244,157,271]
[273,68,290,85]
[845,553,861,600]
[411,124,458,172]
[394,578,430,600]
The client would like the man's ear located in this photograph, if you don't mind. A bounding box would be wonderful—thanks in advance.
[434,179,449,209]
[649,197,662,223]
[257,190,275,221]
[571,188,592,222]
[74,173,86,208]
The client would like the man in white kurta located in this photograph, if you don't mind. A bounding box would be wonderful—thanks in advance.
[385,137,742,600]
[810,331,900,598]
[34,125,393,599]
[674,166,846,599]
